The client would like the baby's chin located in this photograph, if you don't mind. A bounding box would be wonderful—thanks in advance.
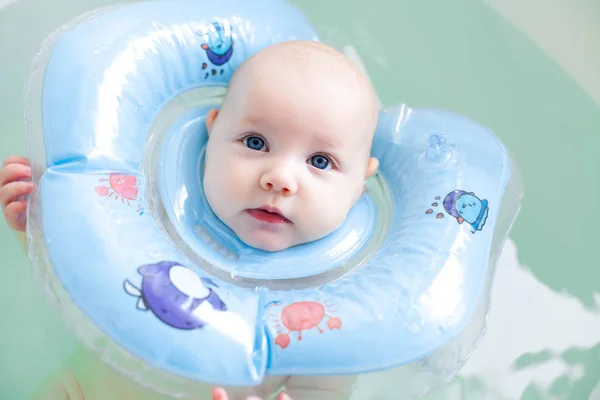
[233,215,349,252]
[237,230,300,252]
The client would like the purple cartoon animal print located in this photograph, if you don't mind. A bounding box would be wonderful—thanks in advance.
[124,261,227,330]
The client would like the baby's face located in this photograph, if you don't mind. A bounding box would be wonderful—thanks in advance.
[203,42,378,252]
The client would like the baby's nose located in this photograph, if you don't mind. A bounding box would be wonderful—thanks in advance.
[260,168,298,196]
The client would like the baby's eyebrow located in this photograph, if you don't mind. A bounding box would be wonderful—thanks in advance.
[241,115,262,127]
[314,135,343,149]
[321,140,341,149]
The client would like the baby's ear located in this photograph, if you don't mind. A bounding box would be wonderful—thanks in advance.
[365,157,379,179]
[205,109,219,136]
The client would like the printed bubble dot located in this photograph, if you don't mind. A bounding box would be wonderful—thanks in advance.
[95,186,109,196]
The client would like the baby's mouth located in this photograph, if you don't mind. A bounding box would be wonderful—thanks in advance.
[245,207,291,224]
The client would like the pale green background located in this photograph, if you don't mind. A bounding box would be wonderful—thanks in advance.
[0,0,599,399]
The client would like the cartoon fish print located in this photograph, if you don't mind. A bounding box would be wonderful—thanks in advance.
[443,190,489,233]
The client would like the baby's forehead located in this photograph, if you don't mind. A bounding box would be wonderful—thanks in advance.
[283,112,376,150]
[225,41,379,141]
[235,42,364,88]
[242,64,372,113]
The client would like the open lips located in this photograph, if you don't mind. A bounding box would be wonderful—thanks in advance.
[246,206,291,223]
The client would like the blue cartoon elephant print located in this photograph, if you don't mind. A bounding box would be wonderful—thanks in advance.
[124,261,227,330]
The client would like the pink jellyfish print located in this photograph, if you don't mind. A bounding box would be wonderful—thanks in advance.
[269,300,342,349]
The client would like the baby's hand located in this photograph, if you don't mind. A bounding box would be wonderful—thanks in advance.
[0,156,34,232]
[212,387,292,400]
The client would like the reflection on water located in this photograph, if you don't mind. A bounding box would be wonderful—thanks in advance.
[592,382,600,400]
[423,239,600,400]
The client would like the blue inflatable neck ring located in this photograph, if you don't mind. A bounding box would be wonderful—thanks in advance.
[154,105,381,283]
[24,1,520,398]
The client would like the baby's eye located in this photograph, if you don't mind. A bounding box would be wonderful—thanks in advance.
[309,154,331,170]
[243,136,266,151]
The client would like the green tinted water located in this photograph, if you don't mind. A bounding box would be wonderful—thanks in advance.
[1,0,598,399]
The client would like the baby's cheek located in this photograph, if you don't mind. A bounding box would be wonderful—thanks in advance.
[217,159,260,213]
[225,160,258,194]
[204,164,230,209]
[207,153,238,186]
[309,188,352,234]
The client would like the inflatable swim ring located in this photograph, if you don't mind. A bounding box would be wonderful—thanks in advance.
[24,0,523,398]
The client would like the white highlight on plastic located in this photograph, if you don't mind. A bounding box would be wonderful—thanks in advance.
[92,26,189,160]
[169,265,210,299]
[192,301,256,354]
[417,253,466,322]
[176,185,188,220]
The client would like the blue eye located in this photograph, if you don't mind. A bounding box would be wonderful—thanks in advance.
[243,136,266,151]
[310,155,330,170]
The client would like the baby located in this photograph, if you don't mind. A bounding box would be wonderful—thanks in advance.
[203,40,379,252]
[1,40,379,399]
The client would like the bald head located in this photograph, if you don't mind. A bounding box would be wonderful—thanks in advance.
[222,40,379,131]
[234,40,370,81]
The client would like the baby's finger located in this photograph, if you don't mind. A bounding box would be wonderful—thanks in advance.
[0,162,32,187]
[0,181,34,207]
[2,155,30,168]
[212,388,229,400]
[3,200,27,232]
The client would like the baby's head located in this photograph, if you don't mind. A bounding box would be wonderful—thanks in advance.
[203,40,379,252]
